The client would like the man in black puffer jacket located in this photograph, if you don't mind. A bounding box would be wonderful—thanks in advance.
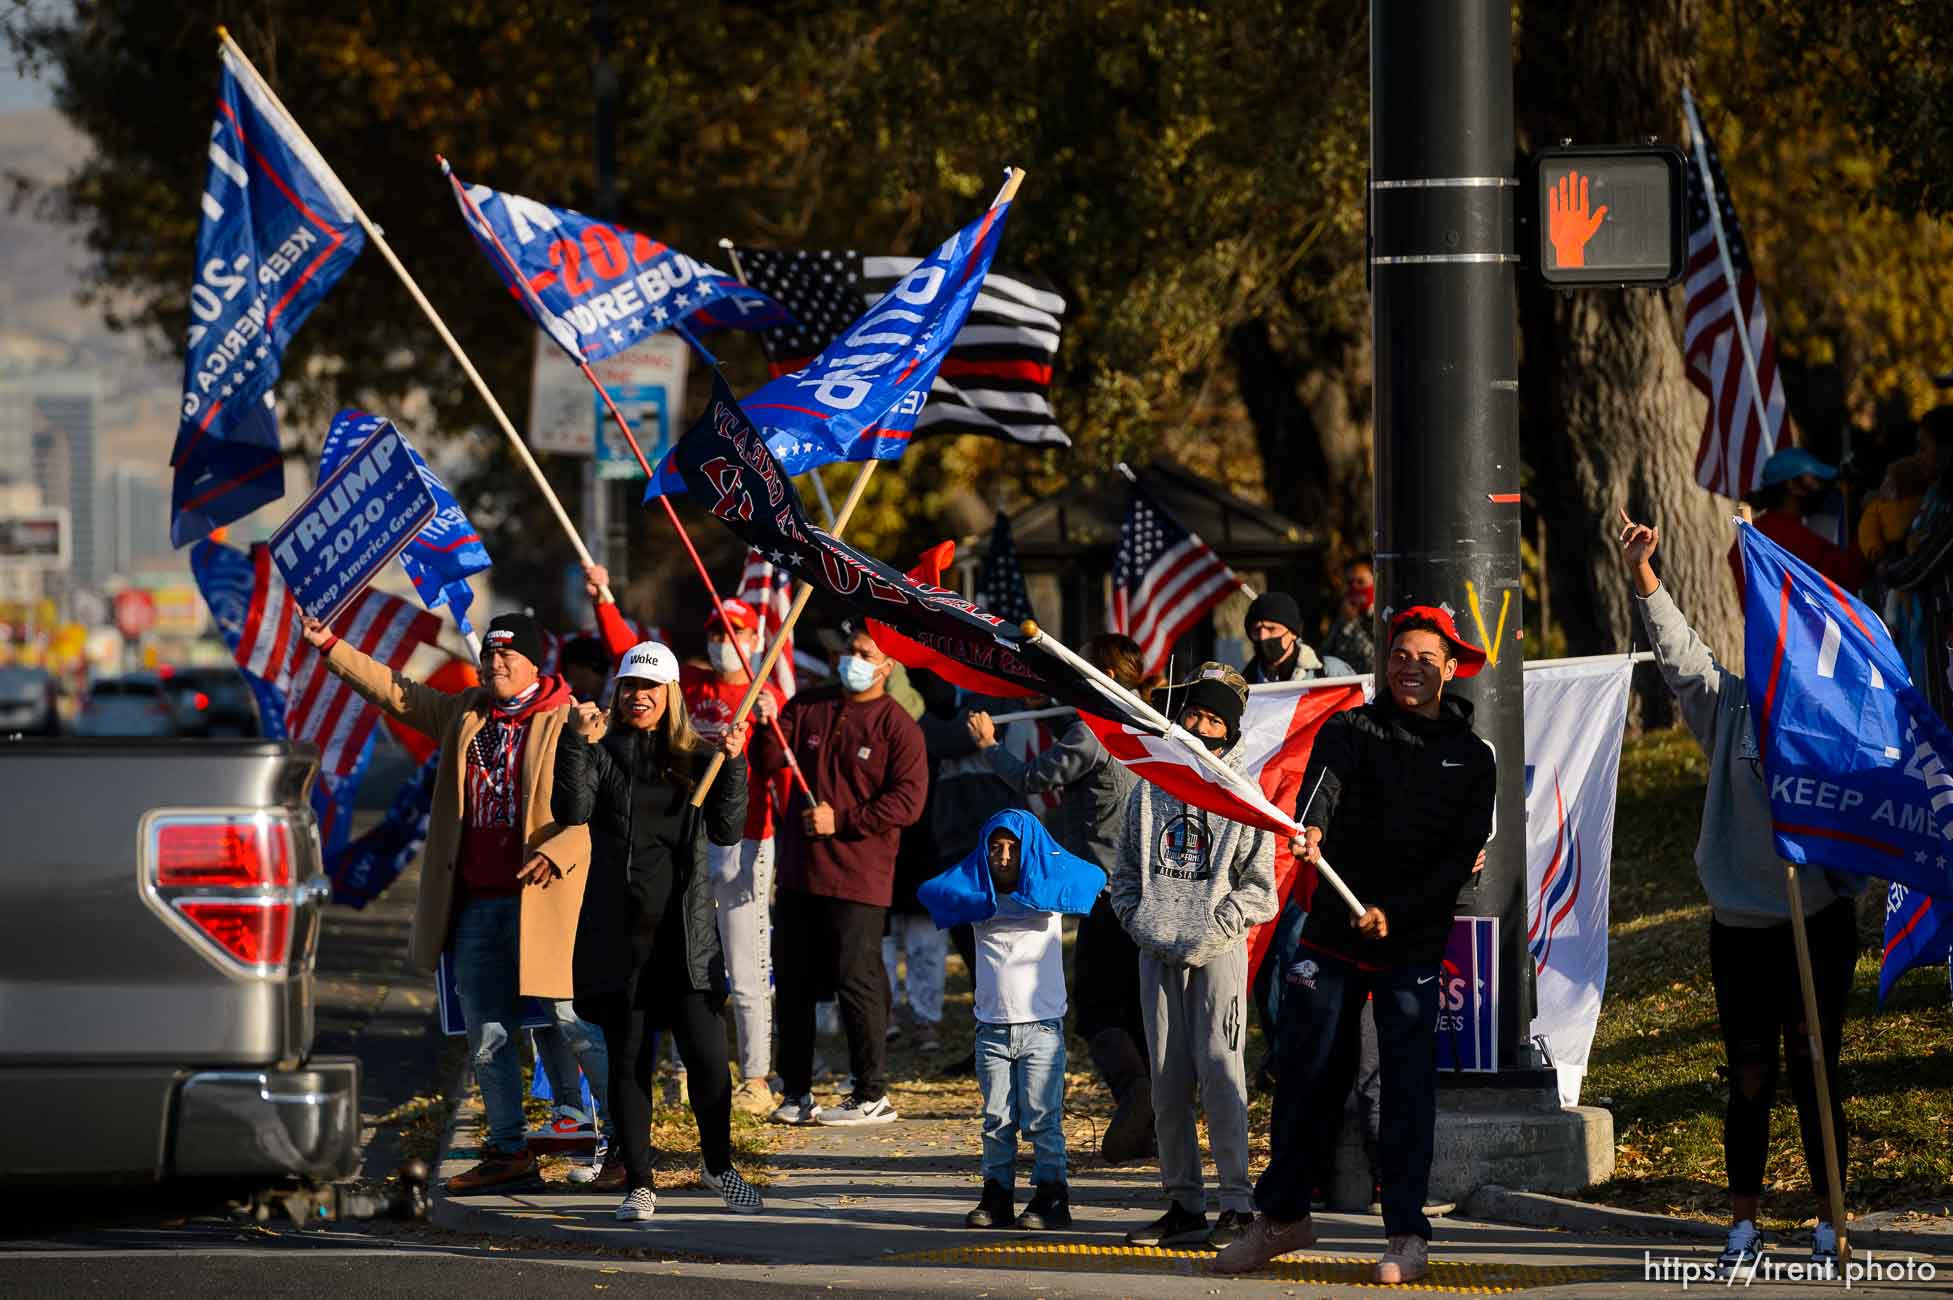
[1216,606,1495,1287]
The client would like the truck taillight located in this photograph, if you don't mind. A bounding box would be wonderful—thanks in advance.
[142,811,314,978]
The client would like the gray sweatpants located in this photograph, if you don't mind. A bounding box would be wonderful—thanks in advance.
[1139,944,1252,1214]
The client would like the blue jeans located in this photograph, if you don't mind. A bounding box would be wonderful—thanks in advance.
[452,896,528,1155]
[535,998,614,1140]
[1254,948,1441,1239]
[976,1019,1067,1189]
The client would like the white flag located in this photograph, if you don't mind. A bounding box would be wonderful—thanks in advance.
[1522,658,1634,1107]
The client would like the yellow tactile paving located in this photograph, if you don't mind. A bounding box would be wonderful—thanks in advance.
[882,1241,1625,1293]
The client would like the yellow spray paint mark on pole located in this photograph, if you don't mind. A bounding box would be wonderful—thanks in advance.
[1465,580,1512,667]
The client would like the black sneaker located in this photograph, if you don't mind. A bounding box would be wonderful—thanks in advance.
[1017,1179,1072,1231]
[1207,1209,1255,1250]
[964,1177,1014,1228]
[1126,1200,1208,1247]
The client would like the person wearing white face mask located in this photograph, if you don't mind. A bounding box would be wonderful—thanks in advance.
[755,622,928,1128]
[678,598,788,1117]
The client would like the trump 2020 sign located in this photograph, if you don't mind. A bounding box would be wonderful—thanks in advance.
[269,425,436,623]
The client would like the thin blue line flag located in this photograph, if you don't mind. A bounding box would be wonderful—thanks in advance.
[171,47,365,547]
[1739,520,1953,897]
[443,165,788,362]
[320,411,491,634]
[644,196,1014,496]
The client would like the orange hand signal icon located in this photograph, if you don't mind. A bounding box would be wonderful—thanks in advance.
[1547,169,1608,269]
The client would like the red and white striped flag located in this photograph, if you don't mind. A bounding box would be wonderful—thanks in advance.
[1683,96,1788,500]
[235,544,443,776]
[738,547,797,698]
[1108,482,1242,675]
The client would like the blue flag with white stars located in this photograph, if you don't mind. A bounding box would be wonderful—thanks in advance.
[644,197,1014,496]
[1739,521,1953,897]
[319,410,491,634]
[170,48,366,547]
[443,166,788,362]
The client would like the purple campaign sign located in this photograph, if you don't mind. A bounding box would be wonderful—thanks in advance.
[1436,916,1499,1073]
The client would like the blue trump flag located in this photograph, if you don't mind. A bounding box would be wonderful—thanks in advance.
[171,47,366,547]
[1881,882,1953,1003]
[320,411,491,633]
[329,752,438,909]
[1739,521,1953,897]
[644,196,1015,495]
[442,164,787,362]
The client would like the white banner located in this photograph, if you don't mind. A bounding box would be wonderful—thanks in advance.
[1522,658,1634,1107]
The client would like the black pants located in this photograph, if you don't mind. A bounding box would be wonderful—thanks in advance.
[575,988,732,1190]
[1708,898,1858,1199]
[1255,948,1442,1239]
[1073,893,1147,1048]
[775,888,889,1101]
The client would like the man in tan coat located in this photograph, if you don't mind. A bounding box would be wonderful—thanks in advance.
[301,609,592,1193]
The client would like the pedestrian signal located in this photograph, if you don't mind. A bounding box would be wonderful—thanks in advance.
[1532,147,1686,287]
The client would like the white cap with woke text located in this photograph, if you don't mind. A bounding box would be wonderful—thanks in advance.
[615,640,680,685]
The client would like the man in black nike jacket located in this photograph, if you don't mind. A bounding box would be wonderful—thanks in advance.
[1215,606,1496,1286]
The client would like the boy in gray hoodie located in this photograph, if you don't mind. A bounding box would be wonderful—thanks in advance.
[1110,664,1278,1250]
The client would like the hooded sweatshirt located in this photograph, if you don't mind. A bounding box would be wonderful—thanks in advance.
[1109,740,1279,967]
[1635,583,1861,926]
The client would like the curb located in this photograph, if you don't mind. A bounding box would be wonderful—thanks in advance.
[1461,1186,1952,1258]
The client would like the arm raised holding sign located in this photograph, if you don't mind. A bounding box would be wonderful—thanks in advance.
[301,611,467,740]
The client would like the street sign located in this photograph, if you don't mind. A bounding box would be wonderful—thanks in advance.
[0,507,69,571]
[526,332,688,472]
[268,423,437,623]
[1532,146,1687,287]
[113,588,156,640]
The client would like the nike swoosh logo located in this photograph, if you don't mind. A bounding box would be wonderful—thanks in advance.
[1442,760,1463,768]
[1416,975,1438,985]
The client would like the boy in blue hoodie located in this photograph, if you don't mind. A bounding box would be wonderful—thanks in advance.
[919,808,1103,1233]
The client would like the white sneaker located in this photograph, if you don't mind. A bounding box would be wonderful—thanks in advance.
[1810,1221,1838,1279]
[1718,1219,1763,1276]
[526,1103,598,1155]
[564,1134,608,1185]
[817,1094,898,1126]
[702,1165,764,1214]
[770,1092,822,1125]
[614,1186,655,1221]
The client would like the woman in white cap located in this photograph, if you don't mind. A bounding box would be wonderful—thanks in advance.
[553,639,763,1221]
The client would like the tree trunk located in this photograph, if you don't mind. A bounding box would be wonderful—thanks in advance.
[1517,0,1740,726]
[1230,318,1374,556]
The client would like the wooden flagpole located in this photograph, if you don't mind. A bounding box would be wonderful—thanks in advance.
[212,28,614,602]
[688,167,1025,807]
[1737,503,1849,1267]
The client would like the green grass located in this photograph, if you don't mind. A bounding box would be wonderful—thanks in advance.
[1579,729,1953,1230]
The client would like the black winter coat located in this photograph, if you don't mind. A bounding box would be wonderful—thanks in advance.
[552,726,746,1001]
[1296,694,1496,969]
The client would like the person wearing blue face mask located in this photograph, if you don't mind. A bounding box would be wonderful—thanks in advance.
[755,622,929,1129]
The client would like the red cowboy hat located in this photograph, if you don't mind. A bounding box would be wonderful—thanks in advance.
[1388,605,1488,678]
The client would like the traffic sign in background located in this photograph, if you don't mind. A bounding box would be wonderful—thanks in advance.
[526,331,688,471]
[1533,146,1686,287]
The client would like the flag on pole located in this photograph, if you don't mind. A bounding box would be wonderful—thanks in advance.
[738,246,1069,449]
[738,547,797,699]
[1739,521,1953,897]
[1109,480,1243,674]
[649,197,1016,492]
[975,510,1035,626]
[1683,101,1788,500]
[329,752,440,908]
[443,168,788,362]
[319,410,491,633]
[1881,882,1953,1003]
[170,45,366,547]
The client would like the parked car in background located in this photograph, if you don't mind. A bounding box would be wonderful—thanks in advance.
[163,665,261,738]
[72,674,179,738]
[0,666,59,737]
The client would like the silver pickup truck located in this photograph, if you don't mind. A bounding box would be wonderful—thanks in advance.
[0,738,360,1186]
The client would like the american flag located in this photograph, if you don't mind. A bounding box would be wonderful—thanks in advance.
[234,544,443,775]
[735,246,1070,449]
[737,547,797,698]
[1109,482,1242,675]
[1683,97,1787,500]
[975,510,1035,626]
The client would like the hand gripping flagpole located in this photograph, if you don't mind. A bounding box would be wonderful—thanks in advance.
[210,29,614,603]
[1736,504,1851,1267]
[1020,617,1367,920]
[687,167,1026,809]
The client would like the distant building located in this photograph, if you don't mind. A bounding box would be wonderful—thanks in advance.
[0,368,101,605]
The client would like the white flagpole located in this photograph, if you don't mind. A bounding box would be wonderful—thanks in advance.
[212,28,613,601]
[1682,87,1776,492]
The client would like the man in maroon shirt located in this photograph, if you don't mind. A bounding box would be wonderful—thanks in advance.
[760,623,927,1127]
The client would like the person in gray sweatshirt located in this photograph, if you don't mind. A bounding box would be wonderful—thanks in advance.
[1110,664,1278,1251]
[1620,510,1863,1279]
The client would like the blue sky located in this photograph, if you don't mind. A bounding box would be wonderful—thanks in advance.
[1,52,55,113]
